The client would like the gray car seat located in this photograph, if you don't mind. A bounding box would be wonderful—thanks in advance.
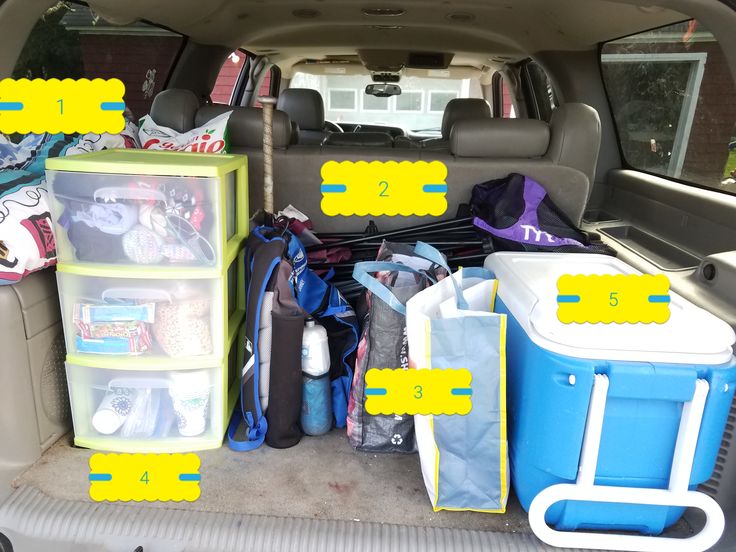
[395,98,492,149]
[277,88,331,145]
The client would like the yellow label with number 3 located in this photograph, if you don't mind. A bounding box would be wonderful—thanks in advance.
[0,78,125,134]
[364,368,472,415]
[557,273,671,324]
[89,453,200,502]
[320,160,448,216]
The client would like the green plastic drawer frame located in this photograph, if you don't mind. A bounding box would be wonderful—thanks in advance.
[46,149,249,270]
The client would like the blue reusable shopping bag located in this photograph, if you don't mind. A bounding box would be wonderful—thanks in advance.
[406,242,509,512]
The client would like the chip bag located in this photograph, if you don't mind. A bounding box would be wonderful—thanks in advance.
[139,111,232,154]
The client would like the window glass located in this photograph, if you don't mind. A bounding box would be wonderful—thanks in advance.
[362,94,390,112]
[429,91,458,113]
[328,89,357,111]
[212,51,245,104]
[290,72,481,131]
[13,2,185,119]
[602,20,736,193]
[500,76,516,118]
[395,90,423,112]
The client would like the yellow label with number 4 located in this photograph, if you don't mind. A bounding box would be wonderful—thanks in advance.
[364,368,472,415]
[89,453,200,502]
[0,78,125,134]
[320,160,448,216]
[557,273,671,324]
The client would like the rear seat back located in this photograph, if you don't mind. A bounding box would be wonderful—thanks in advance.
[149,90,599,233]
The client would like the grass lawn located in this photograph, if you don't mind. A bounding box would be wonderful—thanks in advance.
[726,150,736,179]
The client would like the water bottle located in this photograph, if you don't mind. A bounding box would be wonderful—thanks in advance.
[301,318,332,436]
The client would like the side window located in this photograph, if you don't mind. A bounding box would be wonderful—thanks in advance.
[212,51,246,104]
[14,2,184,119]
[602,20,736,194]
[500,76,516,118]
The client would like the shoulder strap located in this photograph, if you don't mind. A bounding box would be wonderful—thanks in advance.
[414,241,470,310]
[227,229,285,451]
[353,261,435,316]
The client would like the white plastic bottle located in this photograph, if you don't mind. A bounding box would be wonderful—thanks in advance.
[301,318,332,435]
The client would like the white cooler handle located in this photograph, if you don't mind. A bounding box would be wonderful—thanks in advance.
[528,376,724,552]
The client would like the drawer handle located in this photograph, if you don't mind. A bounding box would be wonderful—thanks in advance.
[101,288,172,303]
[94,186,167,203]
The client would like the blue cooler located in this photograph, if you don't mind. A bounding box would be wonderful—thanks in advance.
[485,252,736,537]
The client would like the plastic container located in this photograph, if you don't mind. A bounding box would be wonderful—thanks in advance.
[300,319,332,436]
[66,362,225,452]
[484,252,736,535]
[45,150,248,269]
[56,268,226,361]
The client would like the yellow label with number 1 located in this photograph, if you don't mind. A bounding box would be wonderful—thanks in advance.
[364,368,472,415]
[320,160,448,216]
[0,78,125,134]
[557,273,671,324]
[89,453,200,502]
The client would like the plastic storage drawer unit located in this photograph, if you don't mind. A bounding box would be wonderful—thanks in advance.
[46,150,248,269]
[66,362,226,452]
[484,252,736,536]
[57,268,230,361]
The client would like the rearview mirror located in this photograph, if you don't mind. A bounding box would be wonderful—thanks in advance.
[365,83,401,97]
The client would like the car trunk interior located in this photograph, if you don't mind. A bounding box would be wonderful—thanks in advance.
[1,0,736,551]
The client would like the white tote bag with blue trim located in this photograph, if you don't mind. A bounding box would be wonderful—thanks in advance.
[406,242,509,513]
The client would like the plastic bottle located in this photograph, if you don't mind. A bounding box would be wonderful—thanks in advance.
[300,318,332,436]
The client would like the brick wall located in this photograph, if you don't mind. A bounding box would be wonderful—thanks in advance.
[79,35,183,119]
[212,52,245,104]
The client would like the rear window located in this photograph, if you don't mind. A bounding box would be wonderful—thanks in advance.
[14,2,184,119]
[601,20,736,194]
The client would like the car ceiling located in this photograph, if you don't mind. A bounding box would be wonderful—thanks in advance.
[87,0,687,68]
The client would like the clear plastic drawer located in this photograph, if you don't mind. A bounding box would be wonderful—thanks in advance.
[66,362,225,452]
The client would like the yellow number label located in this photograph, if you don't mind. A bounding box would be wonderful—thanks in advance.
[0,78,125,134]
[320,160,448,216]
[557,273,670,324]
[89,453,200,502]
[365,368,472,415]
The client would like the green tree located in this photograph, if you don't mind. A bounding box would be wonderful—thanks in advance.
[12,2,83,80]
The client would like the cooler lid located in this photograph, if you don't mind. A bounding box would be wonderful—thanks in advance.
[484,252,735,364]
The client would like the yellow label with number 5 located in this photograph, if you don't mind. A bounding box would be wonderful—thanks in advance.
[557,273,671,324]
[320,160,448,216]
[89,453,200,502]
[0,78,125,134]
[364,368,472,415]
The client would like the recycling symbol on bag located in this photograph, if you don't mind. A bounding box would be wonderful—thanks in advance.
[391,434,403,446]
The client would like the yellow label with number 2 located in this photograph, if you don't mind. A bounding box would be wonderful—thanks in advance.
[320,160,448,216]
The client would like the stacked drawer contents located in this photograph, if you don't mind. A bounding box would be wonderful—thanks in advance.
[46,150,248,452]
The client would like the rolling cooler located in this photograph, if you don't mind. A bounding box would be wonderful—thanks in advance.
[485,252,736,551]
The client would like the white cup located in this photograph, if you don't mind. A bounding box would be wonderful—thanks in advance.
[168,371,211,437]
[92,388,133,435]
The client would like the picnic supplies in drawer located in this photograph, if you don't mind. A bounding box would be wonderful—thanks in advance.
[66,361,227,452]
[46,150,247,269]
[484,252,736,545]
[57,269,228,360]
